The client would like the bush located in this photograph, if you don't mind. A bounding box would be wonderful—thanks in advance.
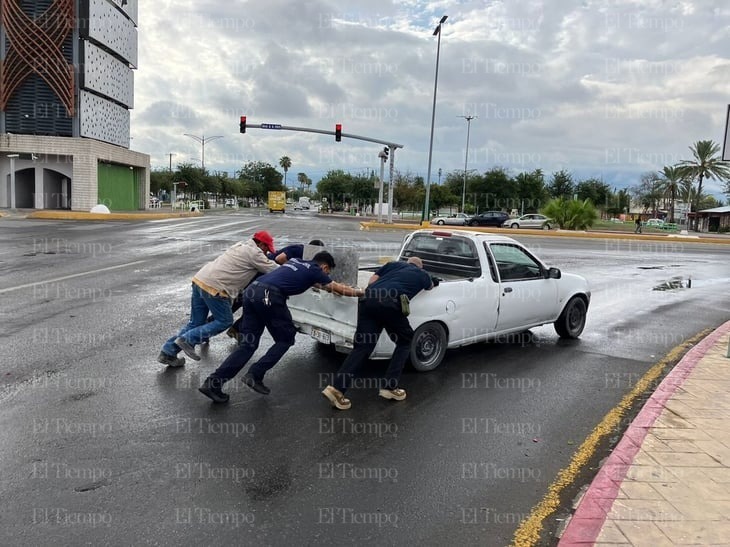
[541,198,598,230]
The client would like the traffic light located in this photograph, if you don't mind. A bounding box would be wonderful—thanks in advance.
[239,116,246,133]
[383,146,389,161]
[335,123,342,142]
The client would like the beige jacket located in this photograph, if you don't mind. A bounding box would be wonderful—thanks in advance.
[192,239,277,298]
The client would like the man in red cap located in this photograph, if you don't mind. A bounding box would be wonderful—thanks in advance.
[157,231,278,366]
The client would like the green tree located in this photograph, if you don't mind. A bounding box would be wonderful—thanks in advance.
[655,166,686,223]
[676,140,730,227]
[176,163,206,196]
[430,184,458,213]
[547,170,575,200]
[575,178,612,211]
[514,169,549,213]
[150,168,174,195]
[237,161,284,200]
[279,156,292,188]
[296,172,312,192]
[317,170,353,210]
[542,198,598,230]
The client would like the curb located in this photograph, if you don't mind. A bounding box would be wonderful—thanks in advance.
[558,320,730,545]
[24,211,204,221]
[358,222,730,244]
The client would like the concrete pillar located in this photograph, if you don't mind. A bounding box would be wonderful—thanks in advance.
[34,167,43,209]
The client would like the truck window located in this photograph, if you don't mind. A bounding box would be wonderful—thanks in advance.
[401,234,481,278]
[488,243,543,281]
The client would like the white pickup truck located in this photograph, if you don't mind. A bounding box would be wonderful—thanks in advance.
[288,229,590,371]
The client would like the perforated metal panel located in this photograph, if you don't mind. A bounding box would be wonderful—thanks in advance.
[79,91,130,147]
[108,0,138,25]
[81,42,134,108]
[81,0,138,67]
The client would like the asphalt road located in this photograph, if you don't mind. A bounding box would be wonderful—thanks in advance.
[1,210,729,546]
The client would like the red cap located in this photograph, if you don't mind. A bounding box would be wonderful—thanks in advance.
[253,231,275,253]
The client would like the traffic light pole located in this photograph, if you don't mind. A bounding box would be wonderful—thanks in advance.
[245,123,404,150]
[244,123,403,222]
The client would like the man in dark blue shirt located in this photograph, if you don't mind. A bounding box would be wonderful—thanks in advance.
[200,251,363,403]
[268,239,324,264]
[322,257,434,410]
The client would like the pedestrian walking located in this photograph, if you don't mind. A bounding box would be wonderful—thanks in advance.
[635,217,642,233]
[199,251,363,403]
[158,231,278,367]
[322,257,434,411]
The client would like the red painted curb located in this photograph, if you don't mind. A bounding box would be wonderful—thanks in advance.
[558,320,730,545]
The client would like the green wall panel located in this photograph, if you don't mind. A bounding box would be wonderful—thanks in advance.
[98,163,138,210]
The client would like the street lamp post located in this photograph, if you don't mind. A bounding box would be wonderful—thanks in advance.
[183,134,224,171]
[7,154,19,209]
[422,14,448,224]
[458,114,476,213]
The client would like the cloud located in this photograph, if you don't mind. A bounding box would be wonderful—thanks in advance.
[131,0,730,197]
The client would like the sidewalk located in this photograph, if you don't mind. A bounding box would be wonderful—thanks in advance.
[559,320,730,545]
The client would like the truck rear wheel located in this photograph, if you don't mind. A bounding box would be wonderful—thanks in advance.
[410,322,447,371]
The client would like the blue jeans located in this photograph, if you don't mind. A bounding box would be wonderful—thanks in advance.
[209,282,296,384]
[161,283,233,356]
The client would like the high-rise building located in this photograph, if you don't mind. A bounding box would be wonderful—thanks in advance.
[0,0,150,211]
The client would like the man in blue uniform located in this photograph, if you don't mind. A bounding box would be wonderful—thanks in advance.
[322,257,434,410]
[199,251,363,403]
[224,239,326,340]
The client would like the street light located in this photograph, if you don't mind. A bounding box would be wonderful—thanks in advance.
[183,134,224,171]
[458,114,477,212]
[7,154,19,209]
[422,14,448,224]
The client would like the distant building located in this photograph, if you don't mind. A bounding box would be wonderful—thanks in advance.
[689,206,730,233]
[1,0,149,211]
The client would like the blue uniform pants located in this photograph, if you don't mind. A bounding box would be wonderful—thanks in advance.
[209,282,296,384]
[333,295,413,393]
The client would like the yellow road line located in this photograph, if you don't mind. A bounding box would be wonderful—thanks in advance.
[510,330,710,546]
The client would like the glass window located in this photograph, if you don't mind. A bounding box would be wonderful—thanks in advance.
[488,243,543,281]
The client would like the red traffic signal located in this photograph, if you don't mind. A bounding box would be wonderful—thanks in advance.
[239,116,247,133]
[335,123,342,142]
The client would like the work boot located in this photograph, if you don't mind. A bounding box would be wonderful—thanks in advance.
[157,352,185,368]
[175,337,201,361]
[242,373,270,395]
[198,377,229,403]
[379,388,407,401]
[322,385,351,410]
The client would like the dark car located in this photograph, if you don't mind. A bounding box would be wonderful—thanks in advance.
[467,211,510,227]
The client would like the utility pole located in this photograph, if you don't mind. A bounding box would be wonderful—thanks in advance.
[183,134,224,171]
[168,153,174,172]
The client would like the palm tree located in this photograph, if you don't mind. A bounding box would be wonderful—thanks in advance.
[676,140,730,229]
[279,156,292,188]
[297,172,307,192]
[655,166,685,223]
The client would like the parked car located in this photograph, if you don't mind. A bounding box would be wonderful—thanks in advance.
[645,218,664,227]
[430,212,470,226]
[467,211,510,227]
[502,214,553,230]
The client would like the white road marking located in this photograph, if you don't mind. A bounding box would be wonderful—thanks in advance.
[0,260,148,294]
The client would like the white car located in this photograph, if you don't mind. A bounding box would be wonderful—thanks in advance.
[289,229,590,371]
[503,214,553,230]
[430,212,470,226]
[645,218,664,227]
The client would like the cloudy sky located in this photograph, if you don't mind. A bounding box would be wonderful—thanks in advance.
[131,0,730,197]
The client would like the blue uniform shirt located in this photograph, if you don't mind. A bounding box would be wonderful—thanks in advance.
[256,258,332,296]
[267,244,304,261]
[368,261,432,300]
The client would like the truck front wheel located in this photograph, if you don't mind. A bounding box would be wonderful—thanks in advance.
[554,296,587,339]
[410,322,447,371]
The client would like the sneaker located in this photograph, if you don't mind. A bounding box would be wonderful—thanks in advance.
[322,385,351,410]
[175,337,201,361]
[157,352,185,368]
[242,373,270,395]
[379,388,407,401]
[198,377,229,403]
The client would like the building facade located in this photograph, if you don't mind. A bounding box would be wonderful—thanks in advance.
[0,0,149,211]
